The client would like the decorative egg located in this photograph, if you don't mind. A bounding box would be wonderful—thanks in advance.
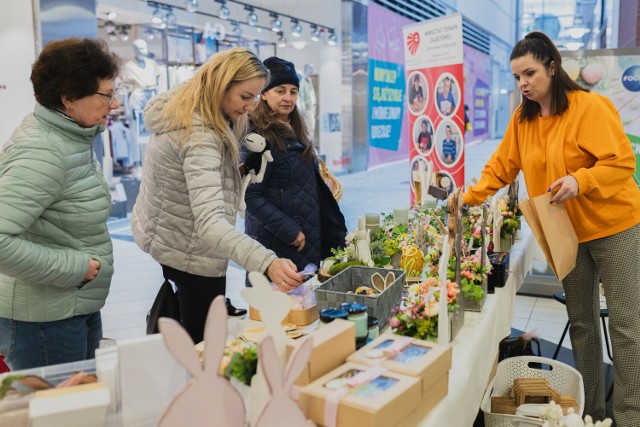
[400,244,425,276]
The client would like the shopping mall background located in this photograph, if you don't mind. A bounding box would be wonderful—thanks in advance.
[1,0,638,175]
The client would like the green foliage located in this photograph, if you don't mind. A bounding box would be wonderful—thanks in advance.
[223,343,258,386]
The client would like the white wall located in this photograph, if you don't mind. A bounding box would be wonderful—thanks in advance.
[0,2,37,144]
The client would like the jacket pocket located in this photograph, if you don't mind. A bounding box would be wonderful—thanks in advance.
[0,318,16,355]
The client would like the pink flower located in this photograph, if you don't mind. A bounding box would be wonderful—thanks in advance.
[389,317,401,328]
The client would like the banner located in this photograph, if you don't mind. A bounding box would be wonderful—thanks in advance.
[463,45,491,143]
[563,49,640,186]
[403,14,465,206]
[367,3,413,168]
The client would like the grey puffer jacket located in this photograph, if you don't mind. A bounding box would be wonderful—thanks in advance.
[131,91,277,277]
[0,104,114,322]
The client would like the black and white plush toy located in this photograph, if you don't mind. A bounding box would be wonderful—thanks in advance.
[239,133,273,216]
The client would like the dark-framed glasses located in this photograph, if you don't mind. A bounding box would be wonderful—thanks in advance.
[94,88,119,105]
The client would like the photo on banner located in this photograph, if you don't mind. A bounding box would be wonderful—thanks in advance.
[403,13,465,206]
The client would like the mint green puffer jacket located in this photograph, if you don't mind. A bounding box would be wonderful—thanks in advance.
[0,104,114,322]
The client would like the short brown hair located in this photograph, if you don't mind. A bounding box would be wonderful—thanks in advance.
[31,38,120,110]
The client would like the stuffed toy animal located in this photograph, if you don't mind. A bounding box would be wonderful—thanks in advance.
[239,133,273,216]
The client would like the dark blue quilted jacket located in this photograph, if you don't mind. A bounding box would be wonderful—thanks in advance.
[242,139,322,270]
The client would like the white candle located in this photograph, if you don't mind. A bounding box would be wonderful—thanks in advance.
[393,208,409,226]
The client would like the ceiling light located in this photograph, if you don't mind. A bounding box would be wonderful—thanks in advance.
[310,25,321,42]
[218,2,230,20]
[277,32,286,48]
[246,6,258,26]
[231,20,242,36]
[568,27,590,38]
[165,9,177,30]
[270,13,282,32]
[565,42,584,51]
[120,26,130,42]
[327,30,337,47]
[105,20,116,33]
[186,0,198,13]
[144,27,155,40]
[106,11,118,20]
[291,19,302,38]
[151,8,164,25]
[108,31,118,42]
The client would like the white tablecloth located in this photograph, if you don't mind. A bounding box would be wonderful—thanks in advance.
[400,224,538,426]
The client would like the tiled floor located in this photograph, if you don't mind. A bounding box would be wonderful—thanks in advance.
[101,138,611,363]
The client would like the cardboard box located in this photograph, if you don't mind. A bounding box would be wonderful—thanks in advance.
[298,362,421,427]
[30,383,110,427]
[287,319,356,386]
[346,333,452,399]
[249,305,320,326]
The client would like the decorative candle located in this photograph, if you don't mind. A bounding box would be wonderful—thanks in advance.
[319,308,349,326]
[340,302,368,340]
[393,208,409,226]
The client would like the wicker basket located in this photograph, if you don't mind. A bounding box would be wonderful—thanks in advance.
[314,266,405,329]
[481,356,585,427]
[318,158,343,202]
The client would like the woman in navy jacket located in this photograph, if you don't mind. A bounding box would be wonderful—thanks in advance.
[243,57,346,274]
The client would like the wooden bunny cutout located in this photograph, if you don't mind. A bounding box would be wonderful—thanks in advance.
[371,271,396,293]
[157,295,244,427]
[242,271,294,423]
[242,272,293,354]
[254,335,316,427]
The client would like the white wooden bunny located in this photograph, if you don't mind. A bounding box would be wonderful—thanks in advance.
[242,271,295,424]
[157,295,245,427]
[254,335,316,427]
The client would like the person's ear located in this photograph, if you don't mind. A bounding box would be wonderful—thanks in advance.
[61,95,74,111]
[549,61,556,77]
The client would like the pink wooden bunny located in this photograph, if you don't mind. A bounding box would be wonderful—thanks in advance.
[254,335,316,427]
[158,295,245,427]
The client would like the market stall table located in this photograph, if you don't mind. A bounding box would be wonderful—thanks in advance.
[399,223,538,426]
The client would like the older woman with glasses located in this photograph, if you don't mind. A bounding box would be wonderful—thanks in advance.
[0,38,120,370]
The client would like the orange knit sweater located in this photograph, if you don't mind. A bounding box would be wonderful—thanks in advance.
[463,90,640,243]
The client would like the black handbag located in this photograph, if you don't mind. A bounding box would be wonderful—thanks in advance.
[498,334,542,362]
[146,280,181,335]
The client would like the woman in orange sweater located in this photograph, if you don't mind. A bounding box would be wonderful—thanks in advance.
[464,32,640,425]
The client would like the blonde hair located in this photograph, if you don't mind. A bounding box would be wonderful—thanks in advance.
[156,47,268,162]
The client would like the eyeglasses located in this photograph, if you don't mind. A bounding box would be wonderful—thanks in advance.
[94,88,119,105]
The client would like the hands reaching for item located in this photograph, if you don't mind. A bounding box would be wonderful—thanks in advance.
[290,231,306,252]
[267,258,304,292]
[83,258,101,282]
[548,175,579,204]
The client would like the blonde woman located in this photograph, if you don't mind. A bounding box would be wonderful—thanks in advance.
[132,47,303,343]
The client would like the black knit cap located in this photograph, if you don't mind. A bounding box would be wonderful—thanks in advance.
[262,56,299,93]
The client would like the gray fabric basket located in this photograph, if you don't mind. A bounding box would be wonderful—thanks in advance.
[314,266,405,329]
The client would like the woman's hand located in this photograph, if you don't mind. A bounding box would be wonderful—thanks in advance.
[83,257,101,282]
[267,258,304,292]
[290,231,306,252]
[549,175,579,203]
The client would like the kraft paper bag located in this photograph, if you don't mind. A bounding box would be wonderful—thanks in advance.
[520,193,578,281]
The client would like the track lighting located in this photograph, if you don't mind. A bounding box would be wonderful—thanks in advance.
[246,6,258,27]
[165,8,177,29]
[291,19,302,38]
[217,1,230,20]
[327,30,337,46]
[106,11,118,20]
[277,32,287,48]
[185,0,198,13]
[151,7,164,25]
[310,24,320,42]
[143,27,155,40]
[270,13,282,32]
